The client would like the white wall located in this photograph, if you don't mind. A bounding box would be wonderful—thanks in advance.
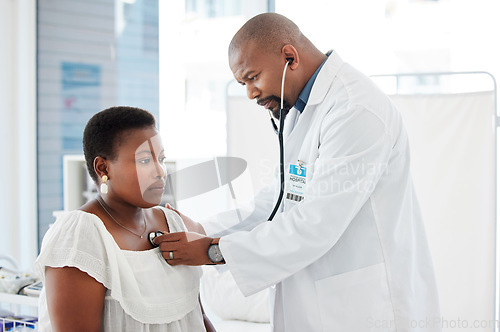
[158,0,269,161]
[276,0,500,81]
[0,0,38,271]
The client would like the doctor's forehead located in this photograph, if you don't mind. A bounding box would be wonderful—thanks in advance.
[229,41,265,76]
[229,45,249,73]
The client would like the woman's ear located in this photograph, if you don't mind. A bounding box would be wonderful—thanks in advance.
[93,156,108,180]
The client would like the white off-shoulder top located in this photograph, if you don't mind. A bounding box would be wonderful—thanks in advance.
[35,206,204,332]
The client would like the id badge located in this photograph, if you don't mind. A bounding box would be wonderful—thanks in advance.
[286,162,306,202]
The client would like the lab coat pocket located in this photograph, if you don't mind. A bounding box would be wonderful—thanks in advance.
[315,263,395,332]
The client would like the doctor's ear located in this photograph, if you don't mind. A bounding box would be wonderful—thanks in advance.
[93,156,109,179]
[281,44,299,69]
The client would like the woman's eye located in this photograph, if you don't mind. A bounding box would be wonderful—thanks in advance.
[137,158,151,164]
[158,156,168,165]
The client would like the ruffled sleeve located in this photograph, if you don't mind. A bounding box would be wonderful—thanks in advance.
[35,210,113,286]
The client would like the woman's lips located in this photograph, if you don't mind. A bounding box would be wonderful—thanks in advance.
[148,182,165,193]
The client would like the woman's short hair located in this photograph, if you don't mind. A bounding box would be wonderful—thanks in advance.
[83,106,156,183]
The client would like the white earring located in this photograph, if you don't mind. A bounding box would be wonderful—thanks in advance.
[100,175,108,194]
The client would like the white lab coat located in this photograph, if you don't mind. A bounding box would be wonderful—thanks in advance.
[203,51,441,332]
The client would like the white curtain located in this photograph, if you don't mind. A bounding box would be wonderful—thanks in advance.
[0,0,37,271]
[390,91,496,331]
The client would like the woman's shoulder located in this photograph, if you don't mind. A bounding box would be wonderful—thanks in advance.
[38,209,110,255]
[153,206,187,233]
[35,209,115,285]
[48,210,103,235]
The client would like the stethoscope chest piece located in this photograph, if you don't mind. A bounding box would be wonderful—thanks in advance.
[148,230,164,247]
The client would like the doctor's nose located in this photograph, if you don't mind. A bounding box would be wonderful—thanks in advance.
[246,85,260,100]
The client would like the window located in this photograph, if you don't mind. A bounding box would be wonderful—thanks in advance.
[158,0,269,161]
[37,0,159,245]
[185,0,243,18]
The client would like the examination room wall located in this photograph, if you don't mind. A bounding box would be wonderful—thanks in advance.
[275,0,500,78]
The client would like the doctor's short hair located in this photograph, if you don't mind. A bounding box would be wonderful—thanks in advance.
[83,106,157,183]
[229,13,303,56]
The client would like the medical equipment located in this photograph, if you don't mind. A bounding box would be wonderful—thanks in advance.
[267,58,292,221]
[21,282,43,298]
[148,230,164,248]
[0,256,36,295]
[0,315,38,331]
[0,256,38,330]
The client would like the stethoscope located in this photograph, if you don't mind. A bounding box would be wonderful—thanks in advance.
[149,59,292,246]
[267,58,292,221]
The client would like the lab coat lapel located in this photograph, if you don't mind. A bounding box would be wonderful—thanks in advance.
[283,52,344,163]
[283,107,299,140]
[284,51,343,146]
[306,50,343,107]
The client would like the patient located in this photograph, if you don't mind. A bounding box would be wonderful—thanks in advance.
[35,106,214,331]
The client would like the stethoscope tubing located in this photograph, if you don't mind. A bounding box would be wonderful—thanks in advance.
[267,61,290,221]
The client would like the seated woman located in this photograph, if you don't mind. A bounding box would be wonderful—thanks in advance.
[36,106,214,331]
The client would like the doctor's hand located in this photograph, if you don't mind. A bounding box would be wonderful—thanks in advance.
[166,204,206,235]
[153,231,213,266]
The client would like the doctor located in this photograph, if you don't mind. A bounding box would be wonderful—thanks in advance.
[155,13,441,331]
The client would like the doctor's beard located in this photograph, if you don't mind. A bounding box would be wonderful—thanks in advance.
[258,95,292,120]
